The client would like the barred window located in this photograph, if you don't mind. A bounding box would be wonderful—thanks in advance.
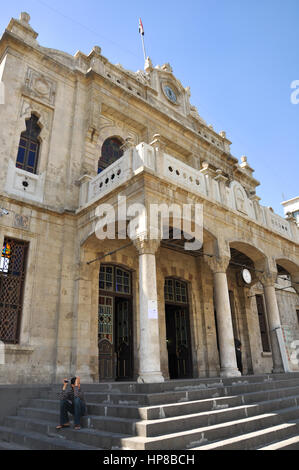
[16,114,41,174]
[116,268,130,294]
[0,238,28,344]
[99,266,114,291]
[99,265,131,295]
[164,278,188,304]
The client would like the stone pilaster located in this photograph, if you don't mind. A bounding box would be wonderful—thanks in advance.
[206,255,241,378]
[134,237,165,383]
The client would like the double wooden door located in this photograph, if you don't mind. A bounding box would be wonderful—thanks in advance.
[165,304,193,379]
[98,295,133,381]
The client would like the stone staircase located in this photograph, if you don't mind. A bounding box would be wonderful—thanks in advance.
[1,373,299,450]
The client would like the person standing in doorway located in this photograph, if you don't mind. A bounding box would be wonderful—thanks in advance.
[234,338,243,375]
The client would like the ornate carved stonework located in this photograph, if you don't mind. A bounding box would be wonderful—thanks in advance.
[133,238,160,256]
[24,67,56,106]
[206,255,231,274]
[13,213,30,230]
[257,271,278,287]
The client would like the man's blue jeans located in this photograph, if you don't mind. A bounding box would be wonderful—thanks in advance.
[60,397,86,426]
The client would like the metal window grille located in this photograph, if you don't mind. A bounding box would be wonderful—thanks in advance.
[0,238,28,343]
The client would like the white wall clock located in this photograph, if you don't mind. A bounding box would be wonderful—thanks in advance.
[242,268,252,285]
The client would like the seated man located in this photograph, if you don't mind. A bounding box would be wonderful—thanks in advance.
[56,376,86,431]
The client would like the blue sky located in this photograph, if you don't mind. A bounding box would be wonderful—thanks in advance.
[1,0,298,216]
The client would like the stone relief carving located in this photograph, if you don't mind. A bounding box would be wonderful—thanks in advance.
[13,213,30,230]
[24,67,57,106]
[234,186,248,215]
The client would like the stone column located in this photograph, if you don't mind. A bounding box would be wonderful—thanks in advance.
[134,238,165,383]
[207,255,241,378]
[258,272,284,373]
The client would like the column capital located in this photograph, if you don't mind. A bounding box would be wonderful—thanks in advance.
[257,271,278,287]
[133,237,160,255]
[206,255,231,274]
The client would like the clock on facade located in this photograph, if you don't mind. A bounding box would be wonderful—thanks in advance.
[241,268,252,285]
[163,85,177,104]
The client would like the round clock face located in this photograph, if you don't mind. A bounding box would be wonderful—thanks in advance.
[242,268,252,284]
[164,85,177,104]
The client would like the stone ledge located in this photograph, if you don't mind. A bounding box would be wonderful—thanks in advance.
[261,352,272,358]
[4,344,34,355]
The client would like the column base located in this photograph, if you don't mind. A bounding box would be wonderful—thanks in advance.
[220,368,242,378]
[137,371,165,384]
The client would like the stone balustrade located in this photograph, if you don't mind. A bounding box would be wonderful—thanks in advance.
[80,142,298,243]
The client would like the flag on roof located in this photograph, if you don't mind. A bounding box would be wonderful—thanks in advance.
[139,18,145,36]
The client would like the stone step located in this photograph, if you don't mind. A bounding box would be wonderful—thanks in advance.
[0,424,100,450]
[258,435,299,450]
[31,399,141,419]
[190,422,299,450]
[0,439,30,450]
[121,406,299,450]
[139,384,299,420]
[3,415,129,450]
[16,407,137,435]
[53,376,299,407]
[34,383,299,422]
[135,395,299,437]
[17,393,299,438]
[49,372,299,395]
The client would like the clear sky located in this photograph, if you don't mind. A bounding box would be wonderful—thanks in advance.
[1,0,298,216]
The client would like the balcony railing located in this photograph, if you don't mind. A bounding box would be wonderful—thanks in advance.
[78,142,298,243]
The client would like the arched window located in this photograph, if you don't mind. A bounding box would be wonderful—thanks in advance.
[16,114,41,174]
[98,137,124,173]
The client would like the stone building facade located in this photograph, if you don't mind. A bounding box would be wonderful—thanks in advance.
[0,12,299,385]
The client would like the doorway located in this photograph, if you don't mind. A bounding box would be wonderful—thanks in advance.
[164,278,193,379]
[98,265,133,381]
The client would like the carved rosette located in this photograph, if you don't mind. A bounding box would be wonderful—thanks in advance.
[24,68,56,106]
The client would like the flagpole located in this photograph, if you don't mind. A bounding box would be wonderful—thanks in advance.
[141,34,146,62]
[139,18,147,62]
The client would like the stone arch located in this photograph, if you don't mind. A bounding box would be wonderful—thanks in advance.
[96,126,137,157]
[276,258,299,294]
[98,135,125,173]
[229,240,267,271]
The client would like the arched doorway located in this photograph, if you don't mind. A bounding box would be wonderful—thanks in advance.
[164,278,193,379]
[98,264,133,381]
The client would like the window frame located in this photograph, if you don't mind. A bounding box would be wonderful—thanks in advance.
[16,114,41,174]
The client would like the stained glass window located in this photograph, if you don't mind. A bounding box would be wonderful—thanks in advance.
[16,114,41,174]
[98,137,124,173]
[98,296,113,343]
[0,241,11,273]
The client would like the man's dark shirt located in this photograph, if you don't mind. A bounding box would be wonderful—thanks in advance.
[58,386,86,409]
